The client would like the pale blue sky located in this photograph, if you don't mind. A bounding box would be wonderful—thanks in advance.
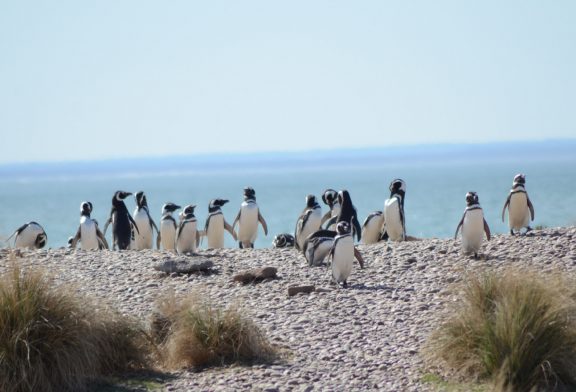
[1,1,575,163]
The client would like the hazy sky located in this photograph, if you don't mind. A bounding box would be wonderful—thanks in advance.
[1,1,575,163]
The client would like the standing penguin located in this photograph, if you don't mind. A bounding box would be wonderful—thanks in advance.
[455,191,491,259]
[175,204,201,254]
[382,179,406,241]
[103,191,139,250]
[361,211,385,244]
[70,201,109,250]
[294,194,323,250]
[6,222,47,249]
[501,174,535,235]
[335,190,362,242]
[232,187,268,249]
[320,189,341,230]
[204,199,237,248]
[132,191,159,250]
[329,221,363,288]
[156,203,181,251]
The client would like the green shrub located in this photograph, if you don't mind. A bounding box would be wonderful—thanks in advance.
[0,266,151,392]
[427,270,576,391]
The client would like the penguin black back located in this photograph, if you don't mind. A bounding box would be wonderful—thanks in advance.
[336,190,362,241]
[110,190,137,250]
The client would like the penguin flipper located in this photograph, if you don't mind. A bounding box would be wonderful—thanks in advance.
[102,217,112,236]
[224,220,237,241]
[501,195,511,222]
[454,214,465,239]
[148,213,159,235]
[128,214,140,234]
[96,228,109,249]
[527,197,535,221]
[483,218,491,241]
[258,212,268,236]
[324,216,337,230]
[6,223,29,245]
[352,216,362,242]
[70,226,81,249]
[353,247,365,269]
[232,210,241,231]
[156,232,161,250]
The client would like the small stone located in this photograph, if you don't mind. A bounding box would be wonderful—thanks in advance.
[288,285,316,296]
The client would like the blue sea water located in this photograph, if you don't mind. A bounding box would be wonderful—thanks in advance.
[1,142,575,249]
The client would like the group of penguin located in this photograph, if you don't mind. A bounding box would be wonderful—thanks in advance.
[5,174,535,288]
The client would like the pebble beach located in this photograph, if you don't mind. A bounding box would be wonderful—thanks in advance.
[2,227,576,391]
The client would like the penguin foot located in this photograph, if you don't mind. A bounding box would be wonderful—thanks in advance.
[342,281,348,288]
[526,226,533,233]
[239,241,243,249]
[510,230,515,236]
[474,252,479,260]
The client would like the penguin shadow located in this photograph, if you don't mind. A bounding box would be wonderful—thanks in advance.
[328,281,396,292]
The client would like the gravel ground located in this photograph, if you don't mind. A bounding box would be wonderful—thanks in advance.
[1,226,576,391]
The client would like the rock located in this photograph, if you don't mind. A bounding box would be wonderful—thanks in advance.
[233,266,278,284]
[288,285,316,296]
[153,257,214,274]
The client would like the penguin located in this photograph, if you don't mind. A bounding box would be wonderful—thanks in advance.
[103,191,139,250]
[501,173,535,235]
[382,179,407,242]
[294,194,323,250]
[361,211,385,244]
[6,222,47,249]
[272,233,295,248]
[156,203,181,251]
[204,199,237,248]
[454,191,491,259]
[329,221,361,288]
[232,187,268,249]
[175,204,201,254]
[302,229,336,266]
[335,190,362,242]
[132,191,159,250]
[320,189,341,230]
[70,201,109,250]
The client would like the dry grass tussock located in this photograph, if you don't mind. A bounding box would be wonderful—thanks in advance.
[0,265,152,392]
[427,268,576,392]
[153,292,277,368]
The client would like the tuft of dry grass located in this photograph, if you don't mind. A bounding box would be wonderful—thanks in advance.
[0,266,151,392]
[153,293,277,368]
[427,269,576,392]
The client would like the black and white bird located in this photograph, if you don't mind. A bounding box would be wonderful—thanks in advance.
[320,189,340,230]
[455,191,491,259]
[501,174,535,235]
[361,211,385,244]
[335,190,362,242]
[382,179,406,241]
[272,233,295,248]
[232,187,268,249]
[6,222,47,249]
[294,194,322,250]
[175,204,200,254]
[329,221,365,288]
[103,191,139,250]
[157,203,181,251]
[70,201,108,250]
[132,191,159,250]
[204,199,237,248]
[302,229,336,266]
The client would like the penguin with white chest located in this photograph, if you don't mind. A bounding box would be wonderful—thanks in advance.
[156,203,181,251]
[103,191,139,250]
[232,187,268,249]
[454,191,491,259]
[361,211,385,244]
[294,194,322,250]
[176,205,201,254]
[303,229,365,268]
[132,191,159,250]
[501,174,535,235]
[70,201,109,250]
[382,179,406,242]
[6,222,47,249]
[320,189,340,230]
[329,221,361,288]
[204,199,237,248]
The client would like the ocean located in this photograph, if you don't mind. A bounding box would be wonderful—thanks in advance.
[1,141,575,249]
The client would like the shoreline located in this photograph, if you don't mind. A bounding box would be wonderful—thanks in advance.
[1,227,575,391]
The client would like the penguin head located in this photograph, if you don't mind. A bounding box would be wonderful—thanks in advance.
[513,174,526,186]
[135,191,147,208]
[162,203,181,214]
[389,179,406,196]
[465,191,479,206]
[322,189,338,207]
[209,199,229,212]
[182,204,197,217]
[305,194,317,208]
[80,201,93,216]
[273,234,286,248]
[35,232,47,249]
[114,191,132,202]
[336,221,351,235]
[337,190,352,208]
[243,187,256,201]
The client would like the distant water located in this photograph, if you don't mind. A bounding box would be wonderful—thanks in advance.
[1,142,575,249]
